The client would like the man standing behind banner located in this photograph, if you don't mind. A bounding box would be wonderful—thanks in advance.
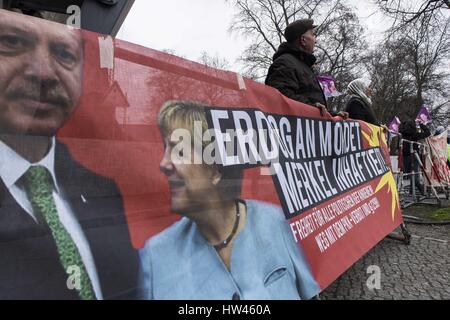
[0,10,138,299]
[265,19,328,115]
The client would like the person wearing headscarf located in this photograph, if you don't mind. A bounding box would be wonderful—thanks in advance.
[344,79,379,125]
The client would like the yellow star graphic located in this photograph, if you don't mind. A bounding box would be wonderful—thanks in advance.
[362,123,399,221]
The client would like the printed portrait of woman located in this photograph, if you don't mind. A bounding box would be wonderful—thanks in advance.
[138,100,320,300]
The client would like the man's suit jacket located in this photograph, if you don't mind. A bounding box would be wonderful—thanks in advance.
[0,141,139,299]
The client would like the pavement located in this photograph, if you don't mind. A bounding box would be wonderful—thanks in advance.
[320,223,450,300]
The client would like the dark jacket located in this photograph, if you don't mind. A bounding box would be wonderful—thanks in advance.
[399,122,431,157]
[345,96,379,125]
[265,42,327,107]
[0,141,139,299]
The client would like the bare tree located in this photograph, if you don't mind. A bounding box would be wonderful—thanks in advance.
[376,0,450,33]
[366,19,450,126]
[198,51,231,70]
[404,21,450,110]
[195,52,241,105]
[146,50,195,111]
[367,41,416,123]
[228,0,367,88]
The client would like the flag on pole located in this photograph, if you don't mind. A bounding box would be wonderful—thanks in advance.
[317,75,342,99]
[416,106,432,124]
[388,116,401,133]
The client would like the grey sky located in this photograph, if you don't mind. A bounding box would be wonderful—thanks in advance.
[117,0,388,73]
[117,1,247,65]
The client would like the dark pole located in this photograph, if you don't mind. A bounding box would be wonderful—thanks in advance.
[0,0,134,36]
[81,0,135,36]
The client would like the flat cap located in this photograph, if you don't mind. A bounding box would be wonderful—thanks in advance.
[284,19,317,42]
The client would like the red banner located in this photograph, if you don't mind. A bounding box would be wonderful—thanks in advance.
[0,10,402,299]
[424,132,450,187]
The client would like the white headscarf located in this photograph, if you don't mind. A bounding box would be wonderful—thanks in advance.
[347,78,372,107]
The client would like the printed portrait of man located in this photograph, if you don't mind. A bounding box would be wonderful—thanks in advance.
[0,9,139,300]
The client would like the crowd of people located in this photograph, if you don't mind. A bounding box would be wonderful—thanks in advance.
[265,18,448,195]
[0,8,447,300]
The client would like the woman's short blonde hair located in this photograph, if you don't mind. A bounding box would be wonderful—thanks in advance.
[158,100,210,148]
[157,100,243,199]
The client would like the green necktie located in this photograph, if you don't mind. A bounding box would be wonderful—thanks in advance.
[23,165,96,300]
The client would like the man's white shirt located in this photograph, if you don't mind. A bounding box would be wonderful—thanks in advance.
[0,137,103,299]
